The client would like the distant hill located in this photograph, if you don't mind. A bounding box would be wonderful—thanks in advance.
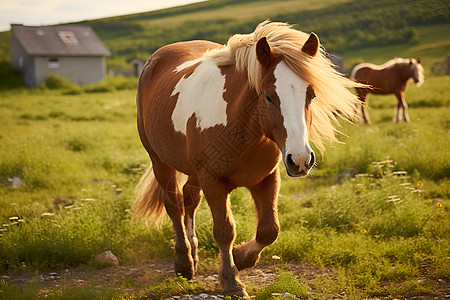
[76,0,449,69]
[1,0,449,72]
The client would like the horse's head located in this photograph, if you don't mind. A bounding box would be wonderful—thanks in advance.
[256,34,319,177]
[410,58,424,87]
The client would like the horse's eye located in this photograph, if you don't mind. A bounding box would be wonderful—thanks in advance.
[266,95,275,105]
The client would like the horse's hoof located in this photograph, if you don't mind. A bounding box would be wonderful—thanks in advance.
[175,261,195,279]
[232,245,260,271]
[175,268,194,280]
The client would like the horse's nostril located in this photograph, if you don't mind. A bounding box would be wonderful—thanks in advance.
[286,154,295,167]
[308,152,315,168]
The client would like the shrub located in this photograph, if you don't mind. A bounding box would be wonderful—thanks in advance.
[67,137,88,152]
[83,81,114,93]
[255,271,309,299]
[45,73,77,90]
[107,75,137,90]
[0,61,23,90]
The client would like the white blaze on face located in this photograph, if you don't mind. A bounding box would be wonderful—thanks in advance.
[274,61,313,166]
[171,58,228,135]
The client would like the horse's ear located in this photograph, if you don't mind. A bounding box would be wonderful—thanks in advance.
[417,58,421,64]
[256,37,273,66]
[301,33,319,57]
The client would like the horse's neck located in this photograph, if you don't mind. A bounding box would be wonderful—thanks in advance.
[228,85,267,134]
[223,66,269,136]
[398,63,413,82]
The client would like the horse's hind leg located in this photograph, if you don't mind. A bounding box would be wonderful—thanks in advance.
[183,176,202,273]
[152,160,195,279]
[233,168,280,271]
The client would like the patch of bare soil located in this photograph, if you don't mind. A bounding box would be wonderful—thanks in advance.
[1,262,448,299]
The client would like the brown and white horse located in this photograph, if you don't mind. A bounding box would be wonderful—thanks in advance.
[135,21,364,298]
[351,58,424,124]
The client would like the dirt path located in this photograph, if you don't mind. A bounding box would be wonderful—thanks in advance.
[1,262,448,299]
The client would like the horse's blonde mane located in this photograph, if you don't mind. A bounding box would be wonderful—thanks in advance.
[206,21,365,152]
[359,58,419,70]
[383,57,420,68]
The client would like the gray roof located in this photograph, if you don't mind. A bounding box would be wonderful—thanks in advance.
[11,24,110,57]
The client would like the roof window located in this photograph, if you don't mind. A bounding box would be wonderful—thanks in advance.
[58,31,79,46]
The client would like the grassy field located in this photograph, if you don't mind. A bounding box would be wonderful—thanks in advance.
[0,76,449,298]
[0,0,449,298]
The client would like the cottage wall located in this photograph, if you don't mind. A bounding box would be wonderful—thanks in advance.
[10,35,36,87]
[33,56,106,86]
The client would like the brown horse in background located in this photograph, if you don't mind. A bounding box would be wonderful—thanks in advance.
[134,21,364,298]
[351,58,424,124]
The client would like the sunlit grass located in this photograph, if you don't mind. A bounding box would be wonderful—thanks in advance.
[0,75,448,298]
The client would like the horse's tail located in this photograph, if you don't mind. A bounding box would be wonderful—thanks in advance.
[134,166,165,227]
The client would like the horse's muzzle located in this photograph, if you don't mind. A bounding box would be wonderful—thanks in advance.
[282,148,315,177]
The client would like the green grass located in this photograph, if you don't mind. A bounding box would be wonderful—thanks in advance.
[254,271,309,299]
[0,73,448,298]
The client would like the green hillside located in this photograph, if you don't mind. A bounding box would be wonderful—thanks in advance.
[0,0,449,79]
[74,0,449,70]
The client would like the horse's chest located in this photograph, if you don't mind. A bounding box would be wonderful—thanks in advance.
[190,133,280,187]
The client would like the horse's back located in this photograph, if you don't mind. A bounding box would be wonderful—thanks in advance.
[137,40,222,98]
[351,63,394,93]
[351,63,381,80]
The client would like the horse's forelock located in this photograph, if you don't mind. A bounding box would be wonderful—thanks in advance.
[414,60,425,87]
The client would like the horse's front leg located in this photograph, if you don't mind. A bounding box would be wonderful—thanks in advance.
[394,91,410,123]
[399,92,410,122]
[202,178,249,299]
[183,176,202,273]
[233,168,280,271]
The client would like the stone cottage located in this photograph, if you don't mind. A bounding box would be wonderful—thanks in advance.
[10,24,110,87]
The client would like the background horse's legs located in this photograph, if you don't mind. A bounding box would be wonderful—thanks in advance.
[362,102,371,124]
[152,161,195,279]
[202,177,248,298]
[394,92,402,123]
[356,88,371,124]
[233,168,280,271]
[396,91,410,122]
[182,176,202,273]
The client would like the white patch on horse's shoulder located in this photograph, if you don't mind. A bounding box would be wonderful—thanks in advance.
[171,58,227,135]
[174,57,204,73]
